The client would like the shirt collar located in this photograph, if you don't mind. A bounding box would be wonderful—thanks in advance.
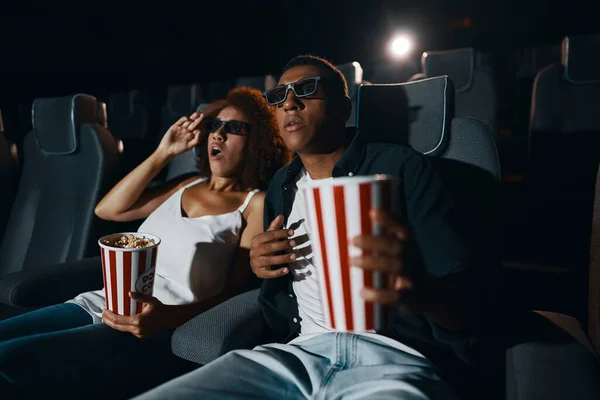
[282,126,366,186]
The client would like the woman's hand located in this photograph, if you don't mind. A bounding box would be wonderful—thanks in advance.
[158,112,204,158]
[102,292,175,339]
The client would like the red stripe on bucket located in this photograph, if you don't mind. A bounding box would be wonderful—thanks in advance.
[359,182,375,330]
[334,185,353,331]
[136,250,148,314]
[122,252,132,316]
[313,187,336,329]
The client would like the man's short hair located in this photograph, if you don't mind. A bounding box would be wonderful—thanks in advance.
[281,55,349,103]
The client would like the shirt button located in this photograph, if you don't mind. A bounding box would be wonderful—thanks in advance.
[288,293,294,298]
[348,172,354,177]
[293,318,298,323]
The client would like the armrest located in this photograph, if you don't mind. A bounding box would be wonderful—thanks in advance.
[171,288,264,365]
[506,311,600,400]
[0,256,103,307]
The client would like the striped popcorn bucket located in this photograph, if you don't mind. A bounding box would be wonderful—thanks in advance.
[98,233,160,316]
[301,175,399,332]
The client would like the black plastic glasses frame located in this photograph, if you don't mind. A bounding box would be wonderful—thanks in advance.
[205,117,251,136]
[262,76,323,106]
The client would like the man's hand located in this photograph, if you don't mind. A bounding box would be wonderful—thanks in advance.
[351,209,430,313]
[249,215,297,279]
[102,292,174,339]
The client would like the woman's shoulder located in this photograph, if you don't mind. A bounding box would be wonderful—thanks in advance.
[243,190,265,217]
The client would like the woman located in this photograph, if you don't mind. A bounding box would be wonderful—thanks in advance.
[0,87,290,399]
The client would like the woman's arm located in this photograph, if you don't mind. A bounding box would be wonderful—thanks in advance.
[95,114,203,222]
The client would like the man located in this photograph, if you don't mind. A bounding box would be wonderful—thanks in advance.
[135,55,499,400]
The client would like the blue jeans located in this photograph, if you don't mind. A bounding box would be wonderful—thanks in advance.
[0,303,197,399]
[133,332,461,400]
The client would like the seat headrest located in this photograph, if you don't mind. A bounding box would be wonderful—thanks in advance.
[167,84,203,116]
[337,62,364,86]
[516,44,561,78]
[336,62,363,97]
[357,76,453,156]
[32,94,99,155]
[562,34,600,83]
[235,76,274,92]
[109,91,141,120]
[422,47,474,92]
[97,101,108,128]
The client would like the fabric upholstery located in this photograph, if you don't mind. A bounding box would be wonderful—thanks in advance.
[235,75,277,92]
[0,94,120,283]
[527,34,600,269]
[590,164,600,355]
[32,94,98,155]
[204,80,234,102]
[155,86,204,181]
[422,48,497,133]
[0,132,17,245]
[107,91,149,140]
[336,62,364,126]
[107,90,151,175]
[368,58,421,84]
[424,48,474,92]
[0,256,103,308]
[96,101,108,128]
[563,34,600,84]
[506,311,600,400]
[171,289,263,364]
[357,76,453,155]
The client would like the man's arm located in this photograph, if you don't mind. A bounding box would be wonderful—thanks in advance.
[353,149,496,334]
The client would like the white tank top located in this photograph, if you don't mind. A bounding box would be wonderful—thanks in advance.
[69,177,259,323]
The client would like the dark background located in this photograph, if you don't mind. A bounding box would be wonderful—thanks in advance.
[0,0,596,104]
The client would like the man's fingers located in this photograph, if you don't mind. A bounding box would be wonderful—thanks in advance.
[252,253,296,269]
[252,228,294,247]
[258,239,297,257]
[360,287,399,305]
[370,209,408,240]
[351,235,403,256]
[254,266,289,279]
[350,255,402,274]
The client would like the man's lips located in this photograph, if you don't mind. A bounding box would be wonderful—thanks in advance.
[284,115,306,131]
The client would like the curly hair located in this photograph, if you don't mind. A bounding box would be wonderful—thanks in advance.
[196,86,291,191]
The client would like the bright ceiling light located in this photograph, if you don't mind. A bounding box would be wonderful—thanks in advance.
[389,35,413,58]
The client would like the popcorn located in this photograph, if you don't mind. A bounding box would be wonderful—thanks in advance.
[102,234,156,249]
